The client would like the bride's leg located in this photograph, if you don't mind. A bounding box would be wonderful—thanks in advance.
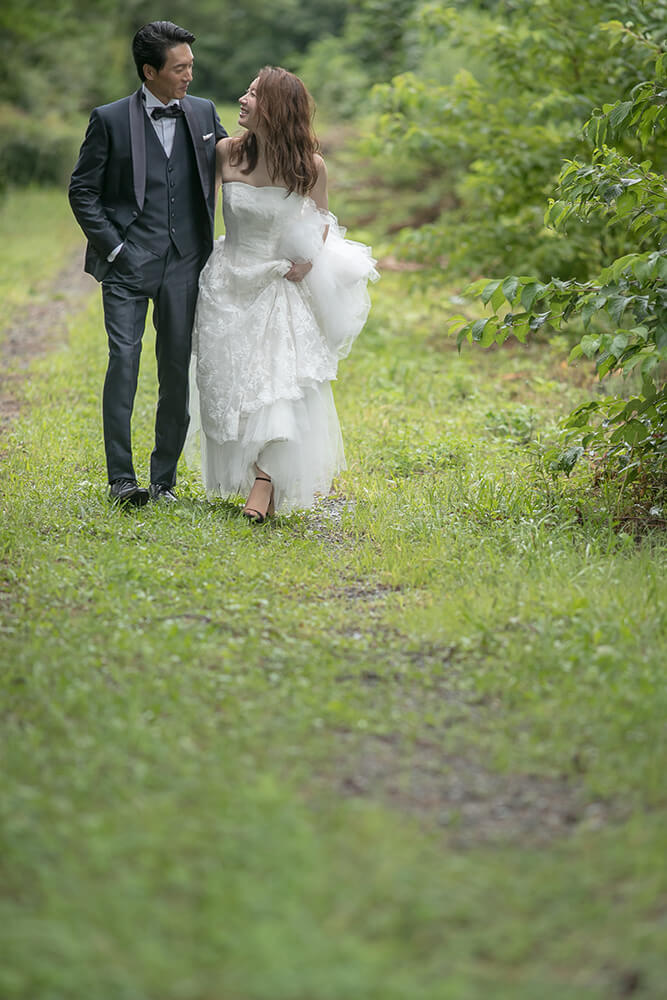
[242,463,275,522]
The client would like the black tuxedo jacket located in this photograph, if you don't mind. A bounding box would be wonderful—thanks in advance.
[69,89,227,281]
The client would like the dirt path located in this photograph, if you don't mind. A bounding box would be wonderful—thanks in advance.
[0,247,95,432]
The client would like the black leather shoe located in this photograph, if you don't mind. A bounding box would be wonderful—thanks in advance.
[150,483,177,503]
[109,478,149,507]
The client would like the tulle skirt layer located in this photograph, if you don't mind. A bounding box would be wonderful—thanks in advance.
[194,380,345,512]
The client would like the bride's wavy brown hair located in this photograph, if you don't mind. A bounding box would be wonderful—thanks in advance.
[230,66,320,196]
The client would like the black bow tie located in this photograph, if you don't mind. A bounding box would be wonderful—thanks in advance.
[151,104,183,120]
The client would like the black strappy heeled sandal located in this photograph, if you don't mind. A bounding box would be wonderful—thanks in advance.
[242,475,275,523]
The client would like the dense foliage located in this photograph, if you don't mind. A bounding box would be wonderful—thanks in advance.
[452,24,666,498]
[361,0,667,281]
[0,0,349,189]
[308,0,665,499]
[0,0,350,112]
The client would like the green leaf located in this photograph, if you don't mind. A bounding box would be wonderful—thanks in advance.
[580,335,601,358]
[480,279,502,306]
[610,419,649,446]
[520,281,545,312]
[612,191,636,220]
[597,353,618,378]
[606,295,632,325]
[529,311,551,331]
[641,354,659,377]
[564,401,600,427]
[480,318,498,347]
[545,200,569,228]
[606,399,629,419]
[470,318,488,342]
[608,100,633,133]
[610,333,629,356]
[599,19,625,33]
[448,314,468,334]
[622,352,650,373]
[456,325,470,351]
[581,301,597,329]
[632,258,655,282]
[591,289,611,310]
[501,276,520,304]
[465,278,489,298]
[621,399,641,419]
[552,445,584,475]
[599,254,638,284]
[490,284,507,312]
[642,376,657,401]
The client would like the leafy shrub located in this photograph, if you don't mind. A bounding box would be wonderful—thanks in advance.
[452,34,667,499]
[0,105,80,192]
[364,0,667,281]
[298,36,372,119]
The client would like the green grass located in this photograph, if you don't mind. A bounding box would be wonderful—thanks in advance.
[0,171,666,1000]
[0,186,83,328]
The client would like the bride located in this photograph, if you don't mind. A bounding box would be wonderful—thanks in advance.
[187,66,378,521]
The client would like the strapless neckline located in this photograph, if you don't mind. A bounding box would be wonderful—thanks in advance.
[223,180,288,192]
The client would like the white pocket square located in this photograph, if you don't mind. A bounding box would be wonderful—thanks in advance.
[202,132,214,141]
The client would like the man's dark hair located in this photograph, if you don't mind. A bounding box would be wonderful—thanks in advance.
[132,21,195,81]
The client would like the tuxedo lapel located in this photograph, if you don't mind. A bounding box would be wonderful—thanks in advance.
[128,88,146,211]
[181,97,209,200]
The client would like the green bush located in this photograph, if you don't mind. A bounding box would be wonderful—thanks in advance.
[452,37,667,499]
[299,36,372,119]
[364,0,667,281]
[0,105,80,192]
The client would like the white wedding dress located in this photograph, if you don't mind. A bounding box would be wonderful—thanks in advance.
[186,181,378,511]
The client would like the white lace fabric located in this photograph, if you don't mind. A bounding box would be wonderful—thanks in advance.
[186,182,378,511]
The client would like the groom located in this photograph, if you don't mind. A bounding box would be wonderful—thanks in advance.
[69,21,227,505]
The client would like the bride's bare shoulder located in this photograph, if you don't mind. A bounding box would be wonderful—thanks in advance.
[310,154,328,211]
[216,136,239,158]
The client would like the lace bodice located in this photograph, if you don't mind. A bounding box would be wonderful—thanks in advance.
[220,182,304,264]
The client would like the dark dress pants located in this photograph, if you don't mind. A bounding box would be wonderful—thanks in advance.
[101,240,205,487]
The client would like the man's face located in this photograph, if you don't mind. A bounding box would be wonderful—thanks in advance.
[144,43,193,104]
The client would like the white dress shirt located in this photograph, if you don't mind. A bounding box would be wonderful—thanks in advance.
[107,86,181,262]
[141,83,180,157]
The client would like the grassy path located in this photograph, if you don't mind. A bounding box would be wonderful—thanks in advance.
[0,172,665,999]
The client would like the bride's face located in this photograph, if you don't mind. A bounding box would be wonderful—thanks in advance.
[238,78,259,130]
